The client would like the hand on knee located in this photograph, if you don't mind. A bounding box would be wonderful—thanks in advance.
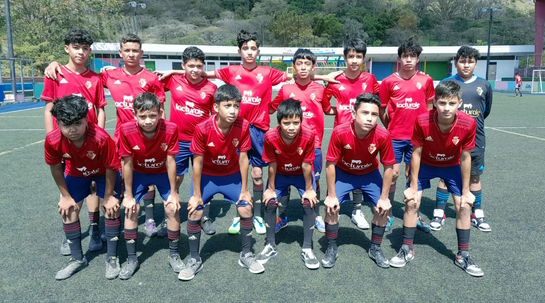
[238,205,253,218]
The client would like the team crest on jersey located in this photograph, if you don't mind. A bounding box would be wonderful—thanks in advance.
[62,153,72,159]
[85,81,92,89]
[256,73,263,83]
[310,93,316,101]
[476,87,483,96]
[416,82,422,90]
[200,92,206,99]
[86,151,96,160]
[161,143,168,151]
[368,144,376,154]
[362,83,367,91]
[139,78,146,88]
[452,136,460,145]
[297,147,303,155]
[232,138,239,147]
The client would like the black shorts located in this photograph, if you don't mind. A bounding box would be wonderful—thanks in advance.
[470,151,485,176]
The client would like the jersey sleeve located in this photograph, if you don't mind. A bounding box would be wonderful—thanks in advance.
[100,70,110,88]
[319,89,332,113]
[371,75,380,95]
[95,78,107,108]
[118,129,133,158]
[378,132,396,166]
[101,137,121,170]
[410,120,425,148]
[167,125,180,155]
[239,123,252,153]
[325,129,342,162]
[322,84,336,104]
[425,76,435,102]
[303,133,316,164]
[161,75,173,92]
[269,67,287,86]
[462,120,477,151]
[379,79,390,108]
[483,82,492,119]
[44,138,62,166]
[214,66,231,83]
[152,77,166,102]
[189,125,206,156]
[262,136,277,163]
[40,76,57,102]
[270,86,285,111]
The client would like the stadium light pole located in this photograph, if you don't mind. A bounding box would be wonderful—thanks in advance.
[4,0,17,99]
[128,1,146,35]
[483,6,499,80]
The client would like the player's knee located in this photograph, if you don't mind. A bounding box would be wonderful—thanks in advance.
[188,209,203,221]
[237,205,253,218]
[392,170,400,182]
[251,167,263,182]
[164,203,179,217]
[470,175,480,185]
[325,213,339,224]
[372,212,389,226]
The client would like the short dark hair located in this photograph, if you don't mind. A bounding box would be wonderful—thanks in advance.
[455,46,480,62]
[237,30,259,49]
[51,95,89,126]
[276,99,302,124]
[64,29,93,46]
[214,84,242,104]
[435,81,462,101]
[343,39,367,57]
[398,38,422,58]
[182,46,205,64]
[121,33,142,49]
[354,93,381,111]
[293,48,316,65]
[133,92,161,112]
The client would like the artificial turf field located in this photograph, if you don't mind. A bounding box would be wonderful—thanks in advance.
[0,92,543,302]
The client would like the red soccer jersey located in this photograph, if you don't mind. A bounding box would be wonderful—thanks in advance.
[326,121,395,175]
[119,119,179,174]
[190,115,251,176]
[271,81,330,148]
[411,111,476,168]
[323,72,380,127]
[379,72,435,140]
[262,126,316,176]
[215,65,286,131]
[44,123,120,177]
[515,75,522,85]
[162,75,216,142]
[101,68,166,144]
[41,65,107,127]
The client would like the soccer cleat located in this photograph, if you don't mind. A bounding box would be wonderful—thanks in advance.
[55,257,88,280]
[144,219,157,238]
[385,217,393,232]
[430,209,446,231]
[314,216,326,233]
[321,246,338,268]
[368,244,390,268]
[238,252,265,274]
[105,256,121,280]
[156,218,168,238]
[228,217,241,235]
[416,216,431,233]
[119,259,140,280]
[471,210,491,232]
[60,236,71,256]
[351,209,370,229]
[201,216,217,235]
[301,248,320,269]
[390,244,414,268]
[168,254,185,273]
[256,243,278,264]
[89,228,104,252]
[455,251,484,277]
[178,257,203,281]
[274,216,288,233]
[253,216,266,235]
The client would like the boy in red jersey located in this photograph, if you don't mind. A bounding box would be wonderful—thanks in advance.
[389,81,484,277]
[322,93,394,269]
[118,92,181,280]
[270,48,334,234]
[515,73,523,97]
[379,38,435,233]
[44,95,121,280]
[257,99,319,269]
[46,34,167,238]
[161,46,217,235]
[41,28,107,256]
[323,39,381,231]
[178,84,262,281]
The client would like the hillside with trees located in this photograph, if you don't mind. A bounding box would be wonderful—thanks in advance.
[0,0,536,74]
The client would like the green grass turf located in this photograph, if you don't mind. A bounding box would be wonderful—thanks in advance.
[0,92,543,302]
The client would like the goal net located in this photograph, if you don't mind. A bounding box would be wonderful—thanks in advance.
[531,69,545,94]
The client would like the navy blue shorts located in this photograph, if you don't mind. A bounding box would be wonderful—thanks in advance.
[190,172,251,210]
[335,167,383,206]
[248,125,268,167]
[313,148,323,181]
[392,139,412,164]
[65,171,122,203]
[407,163,462,196]
[131,172,172,202]
[269,173,316,201]
[470,150,484,176]
[175,140,193,176]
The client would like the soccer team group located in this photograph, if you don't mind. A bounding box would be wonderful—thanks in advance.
[42,28,493,281]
